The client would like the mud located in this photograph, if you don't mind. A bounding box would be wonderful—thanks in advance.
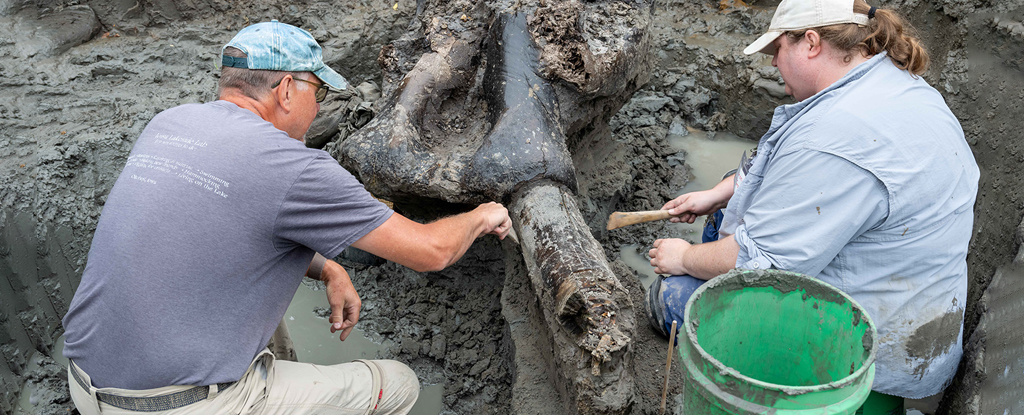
[342,238,514,414]
[2,0,1023,414]
[905,300,964,378]
[943,219,1024,415]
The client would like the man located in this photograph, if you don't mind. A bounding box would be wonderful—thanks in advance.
[645,0,978,410]
[61,20,512,415]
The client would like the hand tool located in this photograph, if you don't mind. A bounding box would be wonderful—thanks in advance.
[606,210,673,230]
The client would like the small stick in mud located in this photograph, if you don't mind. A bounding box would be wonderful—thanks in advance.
[660,320,678,415]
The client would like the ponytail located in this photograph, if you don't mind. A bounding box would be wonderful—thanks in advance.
[785,1,929,75]
[855,1,929,75]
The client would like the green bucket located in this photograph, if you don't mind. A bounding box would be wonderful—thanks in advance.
[679,269,877,414]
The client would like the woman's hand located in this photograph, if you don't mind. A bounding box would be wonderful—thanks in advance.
[661,190,725,224]
[649,238,691,276]
[661,175,735,223]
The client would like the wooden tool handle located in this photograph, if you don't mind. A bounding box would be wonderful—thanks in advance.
[606,210,673,230]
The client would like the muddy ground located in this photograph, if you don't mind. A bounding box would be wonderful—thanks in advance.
[2,0,1023,414]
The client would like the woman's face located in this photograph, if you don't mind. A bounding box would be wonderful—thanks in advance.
[771,34,816,101]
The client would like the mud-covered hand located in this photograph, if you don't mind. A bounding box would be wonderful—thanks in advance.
[475,202,512,240]
[649,238,691,276]
[322,259,361,341]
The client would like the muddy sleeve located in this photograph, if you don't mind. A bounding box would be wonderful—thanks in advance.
[274,153,394,258]
[732,149,888,275]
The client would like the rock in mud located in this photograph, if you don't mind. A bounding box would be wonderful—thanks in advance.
[5,5,101,58]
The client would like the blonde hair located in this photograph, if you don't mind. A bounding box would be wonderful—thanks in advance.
[786,1,929,75]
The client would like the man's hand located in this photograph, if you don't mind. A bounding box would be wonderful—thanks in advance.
[649,238,692,276]
[321,259,361,341]
[352,201,513,272]
[474,202,512,239]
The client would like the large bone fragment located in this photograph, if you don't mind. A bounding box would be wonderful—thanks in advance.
[512,181,635,414]
[338,11,577,206]
[332,1,651,412]
[465,12,577,201]
[336,25,483,205]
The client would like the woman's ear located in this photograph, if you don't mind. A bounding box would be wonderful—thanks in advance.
[804,30,822,58]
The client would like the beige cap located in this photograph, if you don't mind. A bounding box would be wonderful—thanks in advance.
[743,0,870,55]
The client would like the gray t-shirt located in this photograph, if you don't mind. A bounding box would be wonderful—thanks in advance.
[62,100,393,389]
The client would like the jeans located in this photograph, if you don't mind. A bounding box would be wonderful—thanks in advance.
[646,209,722,337]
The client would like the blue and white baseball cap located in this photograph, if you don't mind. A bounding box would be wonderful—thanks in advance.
[222,20,349,90]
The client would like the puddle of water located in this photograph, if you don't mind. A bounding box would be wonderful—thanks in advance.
[620,244,660,293]
[12,334,70,414]
[665,127,756,240]
[413,383,444,415]
[619,127,753,289]
[284,280,385,365]
[53,334,68,368]
[11,351,48,415]
[285,280,443,415]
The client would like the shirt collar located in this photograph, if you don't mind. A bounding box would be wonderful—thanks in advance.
[767,52,890,136]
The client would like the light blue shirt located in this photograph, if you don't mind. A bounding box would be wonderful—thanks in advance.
[721,53,979,398]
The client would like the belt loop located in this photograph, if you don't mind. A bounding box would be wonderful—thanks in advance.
[208,383,220,400]
[71,360,104,414]
[355,359,384,415]
[255,348,276,402]
[91,388,103,414]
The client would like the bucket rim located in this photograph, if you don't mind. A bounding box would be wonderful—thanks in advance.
[682,268,879,394]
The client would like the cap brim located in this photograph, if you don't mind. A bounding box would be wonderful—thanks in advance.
[313,66,349,90]
[743,30,784,55]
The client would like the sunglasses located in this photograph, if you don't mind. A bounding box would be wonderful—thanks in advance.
[272,76,330,103]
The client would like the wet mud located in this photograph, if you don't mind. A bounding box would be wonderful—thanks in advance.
[905,300,964,379]
[2,0,1023,414]
[342,239,514,414]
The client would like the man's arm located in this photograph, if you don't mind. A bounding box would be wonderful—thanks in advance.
[649,235,739,280]
[351,202,511,272]
[306,256,362,341]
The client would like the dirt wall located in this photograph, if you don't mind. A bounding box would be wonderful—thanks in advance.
[0,1,411,413]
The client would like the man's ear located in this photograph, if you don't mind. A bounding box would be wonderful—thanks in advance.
[804,30,822,59]
[274,75,294,114]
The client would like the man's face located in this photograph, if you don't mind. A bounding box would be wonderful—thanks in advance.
[770,34,814,101]
[292,74,322,141]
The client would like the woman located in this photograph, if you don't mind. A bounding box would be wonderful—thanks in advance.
[646,0,978,410]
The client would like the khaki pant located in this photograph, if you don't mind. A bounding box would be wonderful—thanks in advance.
[69,349,419,415]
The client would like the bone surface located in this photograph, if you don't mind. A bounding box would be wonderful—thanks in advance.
[332,1,652,413]
[512,182,635,413]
